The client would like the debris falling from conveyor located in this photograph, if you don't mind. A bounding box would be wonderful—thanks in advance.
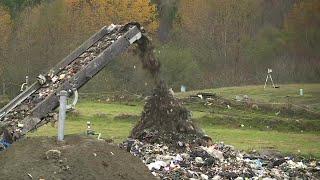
[136,35,161,78]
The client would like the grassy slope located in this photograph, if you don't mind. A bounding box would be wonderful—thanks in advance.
[31,84,320,158]
[177,84,320,112]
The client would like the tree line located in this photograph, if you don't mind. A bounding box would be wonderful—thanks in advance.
[0,0,319,97]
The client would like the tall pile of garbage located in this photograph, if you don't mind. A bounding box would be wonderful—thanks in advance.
[130,81,208,147]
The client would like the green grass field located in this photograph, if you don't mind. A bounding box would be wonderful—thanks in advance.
[30,84,320,158]
[177,83,320,112]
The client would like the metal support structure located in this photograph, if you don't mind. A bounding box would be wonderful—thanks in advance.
[264,69,275,89]
[0,26,110,121]
[20,76,29,92]
[58,90,67,141]
[67,88,79,111]
[264,74,275,89]
[0,24,144,135]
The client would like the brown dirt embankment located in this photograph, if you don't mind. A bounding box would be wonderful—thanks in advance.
[0,135,155,180]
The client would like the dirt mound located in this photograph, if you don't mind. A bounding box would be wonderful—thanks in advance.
[0,135,155,180]
[130,81,208,146]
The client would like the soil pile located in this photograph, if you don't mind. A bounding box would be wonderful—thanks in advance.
[130,81,208,146]
[0,135,155,180]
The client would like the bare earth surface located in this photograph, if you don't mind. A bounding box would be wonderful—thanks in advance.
[0,135,155,180]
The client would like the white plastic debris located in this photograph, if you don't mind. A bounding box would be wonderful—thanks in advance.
[147,161,167,170]
[27,173,33,179]
[195,157,204,164]
[235,177,244,180]
[51,76,58,83]
[212,175,222,180]
[156,155,175,163]
[107,24,117,32]
[174,154,183,162]
[201,174,209,180]
[201,146,224,162]
[169,88,175,96]
[59,74,66,80]
[287,160,307,169]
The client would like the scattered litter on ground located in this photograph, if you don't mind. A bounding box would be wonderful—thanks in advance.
[120,138,320,179]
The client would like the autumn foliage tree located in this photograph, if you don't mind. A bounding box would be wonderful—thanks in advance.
[0,0,319,96]
[65,0,158,33]
[1,0,159,96]
[284,0,320,59]
[0,5,12,83]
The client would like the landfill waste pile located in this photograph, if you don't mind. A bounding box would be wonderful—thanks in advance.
[0,135,155,180]
[130,81,209,148]
[121,139,320,179]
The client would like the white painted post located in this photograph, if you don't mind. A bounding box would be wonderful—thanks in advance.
[58,90,67,141]
[299,89,304,96]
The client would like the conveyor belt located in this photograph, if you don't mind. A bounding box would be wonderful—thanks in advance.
[0,23,143,135]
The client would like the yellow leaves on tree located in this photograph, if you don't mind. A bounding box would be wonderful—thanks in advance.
[285,0,320,31]
[65,0,158,33]
[0,5,12,77]
[0,6,12,49]
[284,0,320,56]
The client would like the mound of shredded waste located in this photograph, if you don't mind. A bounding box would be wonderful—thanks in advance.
[130,81,210,147]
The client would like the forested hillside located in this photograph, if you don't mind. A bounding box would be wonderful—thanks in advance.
[0,0,319,96]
